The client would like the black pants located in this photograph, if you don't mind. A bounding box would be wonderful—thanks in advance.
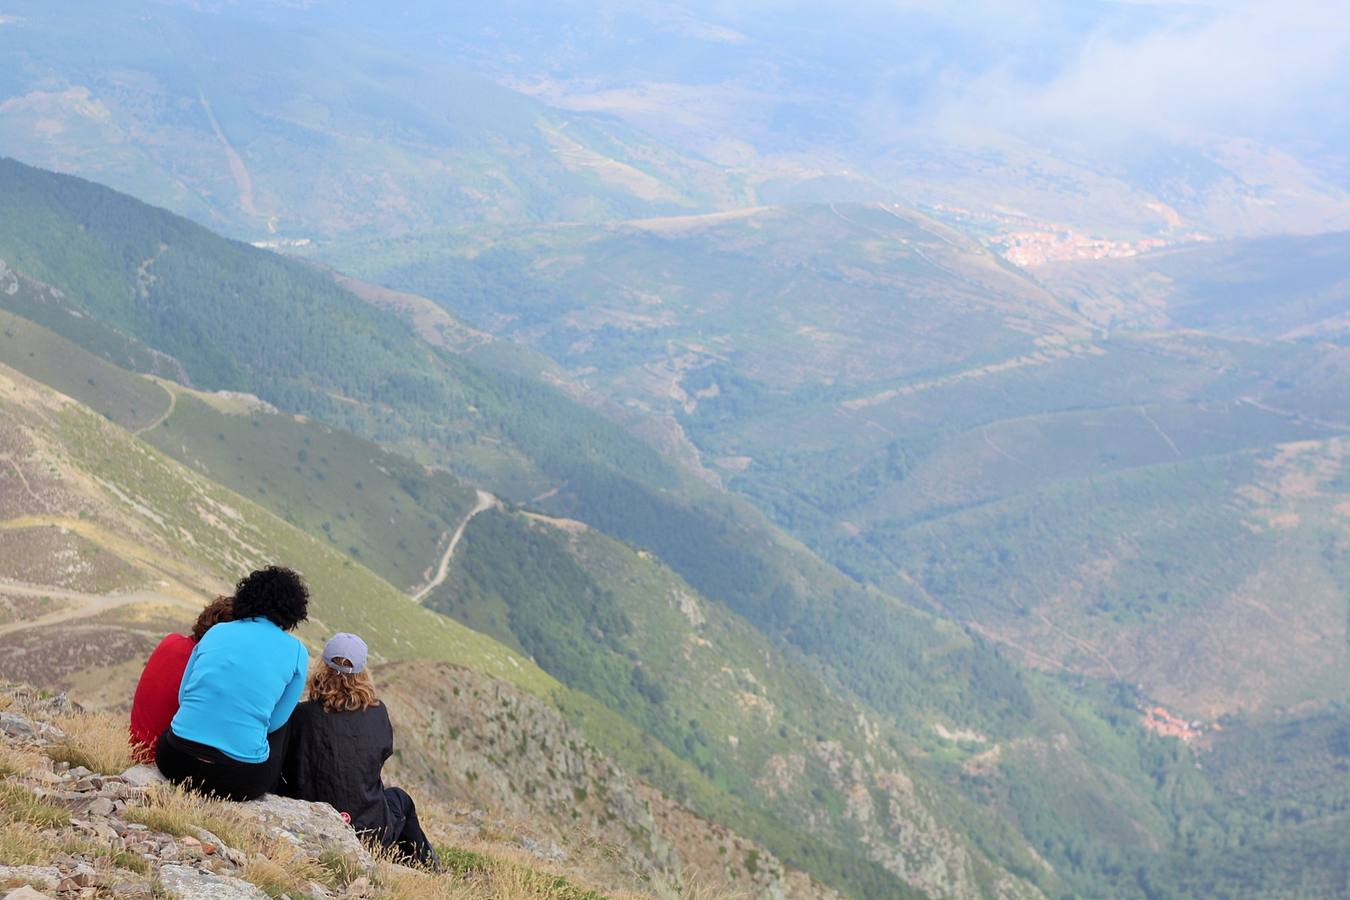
[155,726,289,802]
[381,786,436,867]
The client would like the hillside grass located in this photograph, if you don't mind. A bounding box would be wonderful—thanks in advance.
[0,307,171,432]
[142,387,477,592]
[6,700,710,900]
[43,388,557,697]
[45,709,136,775]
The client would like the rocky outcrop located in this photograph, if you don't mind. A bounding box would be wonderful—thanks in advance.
[120,765,374,871]
[1,673,834,900]
[158,865,268,899]
[0,687,375,900]
[249,794,374,869]
[380,661,836,899]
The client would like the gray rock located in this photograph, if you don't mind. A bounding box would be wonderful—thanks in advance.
[187,827,247,866]
[119,765,166,788]
[0,713,34,737]
[0,866,60,889]
[247,794,373,869]
[519,835,567,862]
[3,886,56,900]
[158,865,268,900]
[109,878,156,898]
[71,818,120,843]
[0,713,60,741]
[82,797,116,817]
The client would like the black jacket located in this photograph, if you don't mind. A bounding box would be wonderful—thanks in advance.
[280,700,393,837]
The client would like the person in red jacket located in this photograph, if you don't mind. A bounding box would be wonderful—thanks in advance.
[128,596,234,762]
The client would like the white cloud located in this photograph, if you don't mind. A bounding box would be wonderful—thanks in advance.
[705,0,1350,145]
[925,0,1350,143]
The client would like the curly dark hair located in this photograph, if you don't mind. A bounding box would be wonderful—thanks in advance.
[231,566,309,631]
[190,595,234,642]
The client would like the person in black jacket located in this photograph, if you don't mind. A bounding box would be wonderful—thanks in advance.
[280,632,437,867]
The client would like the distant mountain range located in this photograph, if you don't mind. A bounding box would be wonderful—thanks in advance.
[4,0,1349,244]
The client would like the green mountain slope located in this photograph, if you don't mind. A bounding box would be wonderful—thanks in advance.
[0,275,968,898]
[0,156,1044,766]
[0,155,681,497]
[0,359,549,695]
[6,159,1348,898]
[0,355,863,896]
[314,190,1350,894]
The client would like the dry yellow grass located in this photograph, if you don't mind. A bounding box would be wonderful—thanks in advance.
[242,841,331,898]
[0,743,42,778]
[368,861,713,900]
[0,818,148,876]
[122,783,255,850]
[369,860,448,900]
[123,782,361,897]
[362,837,738,900]
[46,709,134,775]
[415,807,659,897]
[0,781,70,829]
[675,879,747,900]
[0,819,70,865]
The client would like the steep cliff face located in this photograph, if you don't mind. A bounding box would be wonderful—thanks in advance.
[378,661,837,900]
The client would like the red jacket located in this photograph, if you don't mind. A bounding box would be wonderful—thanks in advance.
[129,633,195,762]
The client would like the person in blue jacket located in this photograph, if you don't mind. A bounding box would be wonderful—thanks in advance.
[155,566,310,801]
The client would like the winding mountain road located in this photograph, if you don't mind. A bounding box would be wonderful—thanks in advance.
[411,490,497,603]
[0,579,183,638]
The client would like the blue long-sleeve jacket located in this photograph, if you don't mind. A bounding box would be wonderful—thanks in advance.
[171,617,309,763]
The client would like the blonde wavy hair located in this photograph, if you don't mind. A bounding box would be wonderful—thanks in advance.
[307,657,380,712]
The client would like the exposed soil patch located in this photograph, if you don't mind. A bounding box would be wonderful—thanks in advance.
[0,621,156,690]
[0,592,70,626]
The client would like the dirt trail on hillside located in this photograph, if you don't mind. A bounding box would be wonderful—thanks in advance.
[1138,406,1181,458]
[199,88,259,219]
[412,490,497,602]
[132,382,176,435]
[0,578,184,637]
[1239,396,1350,433]
[841,341,1097,411]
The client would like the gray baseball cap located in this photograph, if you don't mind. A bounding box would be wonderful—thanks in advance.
[322,632,368,674]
